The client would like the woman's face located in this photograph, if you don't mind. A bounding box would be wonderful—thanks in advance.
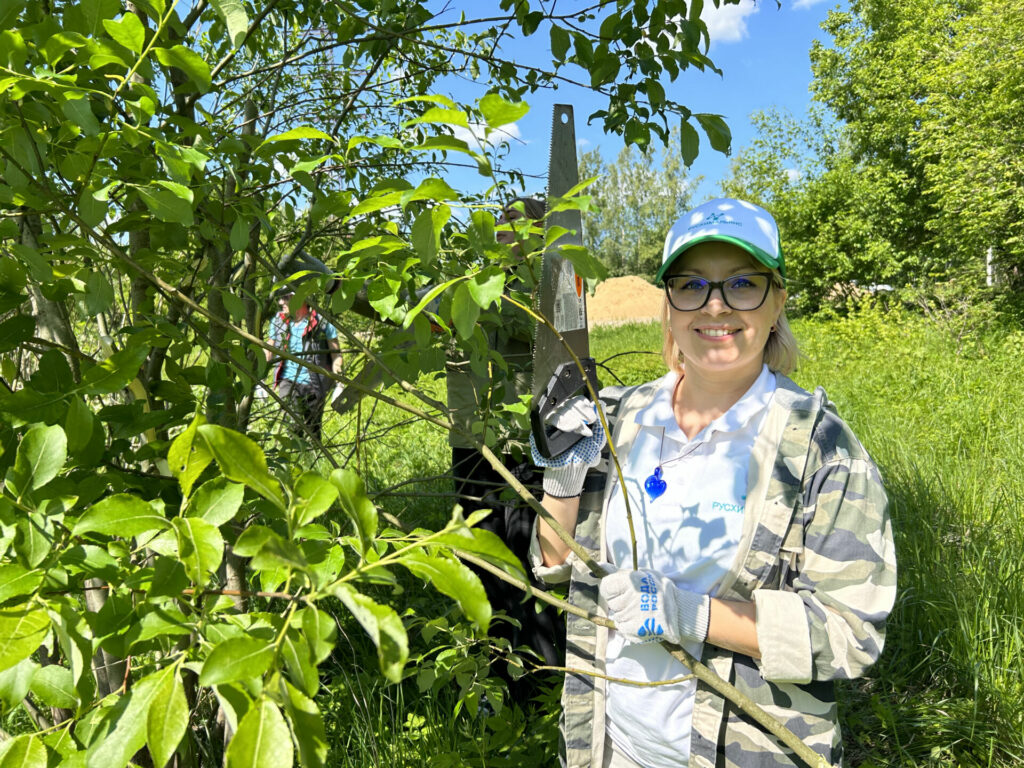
[665,241,786,385]
[495,207,523,246]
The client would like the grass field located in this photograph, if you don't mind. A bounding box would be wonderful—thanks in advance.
[321,305,1024,767]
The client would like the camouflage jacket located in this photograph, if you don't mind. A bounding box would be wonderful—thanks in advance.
[530,374,897,767]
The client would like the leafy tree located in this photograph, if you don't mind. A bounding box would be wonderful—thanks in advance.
[579,128,699,279]
[0,0,754,765]
[723,0,1024,312]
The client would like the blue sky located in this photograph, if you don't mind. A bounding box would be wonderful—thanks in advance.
[433,0,840,201]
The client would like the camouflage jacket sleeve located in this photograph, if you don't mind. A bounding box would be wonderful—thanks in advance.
[752,409,897,684]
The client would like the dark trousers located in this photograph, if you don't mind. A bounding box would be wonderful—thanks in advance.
[451,447,565,698]
[278,380,327,441]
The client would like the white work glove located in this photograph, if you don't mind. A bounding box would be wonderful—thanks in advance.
[600,568,711,646]
[529,396,605,498]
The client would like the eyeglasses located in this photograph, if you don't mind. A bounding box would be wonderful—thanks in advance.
[664,272,775,311]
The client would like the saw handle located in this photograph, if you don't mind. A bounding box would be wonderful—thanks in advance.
[530,358,600,459]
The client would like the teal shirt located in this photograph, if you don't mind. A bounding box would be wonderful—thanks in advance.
[270,313,337,385]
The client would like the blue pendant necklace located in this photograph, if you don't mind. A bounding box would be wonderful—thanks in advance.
[644,466,667,501]
[644,428,688,502]
[645,378,687,502]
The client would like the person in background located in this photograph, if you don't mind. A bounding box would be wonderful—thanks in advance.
[529,198,896,767]
[266,289,343,442]
[448,196,566,691]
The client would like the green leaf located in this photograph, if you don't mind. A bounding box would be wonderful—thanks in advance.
[8,424,66,495]
[171,517,223,585]
[230,215,250,251]
[153,45,211,93]
[129,606,193,647]
[402,106,469,129]
[232,524,276,557]
[225,699,293,768]
[0,315,34,353]
[147,669,188,768]
[0,735,47,768]
[451,282,480,340]
[102,14,145,52]
[679,119,700,167]
[431,528,527,580]
[137,184,194,225]
[197,424,285,509]
[329,469,377,556]
[83,269,115,315]
[331,584,407,683]
[209,0,249,48]
[550,25,570,61]
[557,244,607,282]
[410,208,439,266]
[401,276,463,330]
[479,93,529,128]
[199,637,275,687]
[168,415,212,498]
[281,633,317,697]
[30,663,77,709]
[0,564,43,603]
[291,472,338,528]
[73,494,168,538]
[0,658,36,710]
[281,681,327,768]
[14,514,51,569]
[186,477,244,526]
[260,126,334,148]
[400,549,490,631]
[695,113,732,155]
[0,605,50,674]
[401,177,458,207]
[154,180,194,204]
[466,270,505,310]
[61,96,101,137]
[299,607,336,664]
[80,340,151,395]
[85,672,163,768]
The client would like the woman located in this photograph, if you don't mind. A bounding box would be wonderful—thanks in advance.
[529,198,896,767]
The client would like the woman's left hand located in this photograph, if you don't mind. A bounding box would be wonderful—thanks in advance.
[600,568,711,646]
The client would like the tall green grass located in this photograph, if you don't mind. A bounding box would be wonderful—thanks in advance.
[316,308,1024,766]
[792,308,1024,767]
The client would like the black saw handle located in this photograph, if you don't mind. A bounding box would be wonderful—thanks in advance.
[530,358,599,460]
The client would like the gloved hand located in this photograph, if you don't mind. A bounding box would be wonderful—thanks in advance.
[529,396,605,498]
[600,568,710,646]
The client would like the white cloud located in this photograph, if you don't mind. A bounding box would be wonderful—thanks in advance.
[577,137,591,148]
[792,0,827,8]
[702,0,758,45]
[450,121,523,150]
[785,168,802,183]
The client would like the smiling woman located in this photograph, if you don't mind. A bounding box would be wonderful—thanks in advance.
[526,198,897,768]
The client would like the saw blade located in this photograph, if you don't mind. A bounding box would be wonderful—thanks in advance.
[531,104,588,404]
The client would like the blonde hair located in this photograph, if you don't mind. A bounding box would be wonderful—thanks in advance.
[660,275,799,375]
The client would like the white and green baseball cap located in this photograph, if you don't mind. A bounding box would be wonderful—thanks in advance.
[656,198,785,283]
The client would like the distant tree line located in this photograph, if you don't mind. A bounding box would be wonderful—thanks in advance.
[580,0,1023,317]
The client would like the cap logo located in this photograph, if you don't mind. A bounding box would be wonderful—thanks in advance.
[689,211,741,231]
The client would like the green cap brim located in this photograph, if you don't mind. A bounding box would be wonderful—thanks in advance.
[656,234,786,284]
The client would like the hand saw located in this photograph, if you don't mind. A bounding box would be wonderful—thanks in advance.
[530,104,599,459]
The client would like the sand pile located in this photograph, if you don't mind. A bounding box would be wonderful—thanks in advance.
[587,276,664,327]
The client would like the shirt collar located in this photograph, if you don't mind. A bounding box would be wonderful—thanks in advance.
[634,364,776,443]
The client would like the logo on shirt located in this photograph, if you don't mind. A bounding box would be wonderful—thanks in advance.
[711,500,745,513]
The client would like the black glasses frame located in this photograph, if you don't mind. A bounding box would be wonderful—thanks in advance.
[664,272,775,312]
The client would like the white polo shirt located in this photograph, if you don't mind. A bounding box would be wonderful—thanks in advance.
[604,365,777,768]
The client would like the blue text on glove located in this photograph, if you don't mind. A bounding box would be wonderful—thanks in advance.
[639,573,659,613]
